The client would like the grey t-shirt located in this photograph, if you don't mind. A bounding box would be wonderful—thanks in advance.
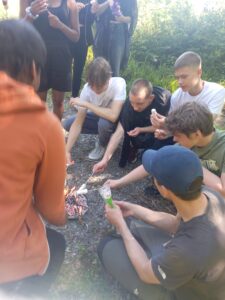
[151,187,225,300]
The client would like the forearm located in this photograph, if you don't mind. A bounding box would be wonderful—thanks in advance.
[203,167,225,197]
[116,165,148,188]
[66,121,82,153]
[102,126,124,162]
[131,204,179,234]
[116,15,131,23]
[140,126,156,134]
[57,21,79,42]
[86,102,118,123]
[118,219,158,283]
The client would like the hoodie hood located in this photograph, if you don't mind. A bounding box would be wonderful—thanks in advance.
[0,72,46,115]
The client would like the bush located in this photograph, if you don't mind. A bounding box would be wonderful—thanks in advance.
[130,0,225,84]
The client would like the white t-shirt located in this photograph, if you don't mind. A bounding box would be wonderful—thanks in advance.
[80,77,126,108]
[170,81,225,114]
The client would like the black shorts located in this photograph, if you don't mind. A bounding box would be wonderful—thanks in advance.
[39,42,72,92]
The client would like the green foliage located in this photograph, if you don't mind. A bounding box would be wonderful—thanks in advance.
[130,0,225,86]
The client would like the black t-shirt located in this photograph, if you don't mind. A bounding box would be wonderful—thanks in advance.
[120,86,171,133]
[151,187,225,300]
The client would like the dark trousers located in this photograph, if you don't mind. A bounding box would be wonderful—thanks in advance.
[0,228,66,298]
[98,218,175,300]
[71,29,88,97]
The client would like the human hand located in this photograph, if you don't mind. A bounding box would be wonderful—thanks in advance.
[105,179,122,189]
[150,112,166,129]
[127,127,142,137]
[31,0,48,16]
[105,203,125,227]
[69,97,87,109]
[154,129,169,140]
[114,200,135,217]
[92,159,108,174]
[48,11,61,29]
[76,2,85,10]
[66,151,74,167]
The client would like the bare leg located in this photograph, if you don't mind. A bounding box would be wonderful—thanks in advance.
[38,91,48,102]
[52,90,64,121]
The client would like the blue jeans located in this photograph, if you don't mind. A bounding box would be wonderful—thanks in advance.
[63,112,116,147]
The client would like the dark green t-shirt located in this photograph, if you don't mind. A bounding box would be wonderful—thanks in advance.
[192,130,225,177]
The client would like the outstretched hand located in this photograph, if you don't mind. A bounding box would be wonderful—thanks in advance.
[92,159,107,174]
[105,179,122,189]
[127,127,142,137]
[66,151,74,167]
[154,129,170,140]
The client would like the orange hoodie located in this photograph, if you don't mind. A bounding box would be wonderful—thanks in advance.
[0,72,66,283]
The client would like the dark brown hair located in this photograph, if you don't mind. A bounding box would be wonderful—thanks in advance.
[165,102,214,137]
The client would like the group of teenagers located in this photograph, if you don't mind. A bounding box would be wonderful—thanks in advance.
[1,6,225,300]
[19,0,137,120]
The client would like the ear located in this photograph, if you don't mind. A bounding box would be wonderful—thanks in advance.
[197,67,202,77]
[159,185,170,198]
[193,130,202,139]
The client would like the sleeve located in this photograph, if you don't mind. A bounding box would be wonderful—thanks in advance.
[80,83,91,103]
[151,242,197,290]
[33,115,66,225]
[208,88,225,115]
[169,89,180,113]
[113,78,127,101]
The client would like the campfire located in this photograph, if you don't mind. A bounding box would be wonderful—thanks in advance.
[64,186,88,222]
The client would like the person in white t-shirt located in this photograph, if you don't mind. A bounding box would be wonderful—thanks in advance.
[151,51,225,138]
[64,57,126,164]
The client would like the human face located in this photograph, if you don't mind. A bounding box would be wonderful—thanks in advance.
[91,81,109,95]
[173,132,199,148]
[129,91,154,112]
[174,66,202,94]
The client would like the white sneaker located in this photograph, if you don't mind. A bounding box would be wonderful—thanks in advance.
[88,141,105,160]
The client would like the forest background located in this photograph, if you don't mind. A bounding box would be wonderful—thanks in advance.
[1,0,225,92]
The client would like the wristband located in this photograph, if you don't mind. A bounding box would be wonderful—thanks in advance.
[25,6,39,20]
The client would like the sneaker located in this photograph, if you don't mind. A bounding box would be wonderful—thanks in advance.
[88,140,105,160]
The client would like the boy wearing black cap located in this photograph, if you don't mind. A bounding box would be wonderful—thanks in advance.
[98,146,225,300]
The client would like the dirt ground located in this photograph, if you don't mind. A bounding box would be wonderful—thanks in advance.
[49,100,176,300]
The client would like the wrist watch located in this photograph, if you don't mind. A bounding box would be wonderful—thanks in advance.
[25,6,39,20]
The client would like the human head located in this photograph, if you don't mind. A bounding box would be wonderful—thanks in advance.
[174,51,202,93]
[129,79,155,112]
[0,19,46,89]
[87,57,112,94]
[165,102,214,148]
[142,145,203,201]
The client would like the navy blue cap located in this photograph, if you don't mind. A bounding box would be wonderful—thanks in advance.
[142,146,203,195]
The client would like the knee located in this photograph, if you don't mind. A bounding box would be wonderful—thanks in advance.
[98,118,114,134]
[63,116,76,132]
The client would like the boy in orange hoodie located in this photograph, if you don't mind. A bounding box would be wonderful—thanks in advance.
[0,19,66,297]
